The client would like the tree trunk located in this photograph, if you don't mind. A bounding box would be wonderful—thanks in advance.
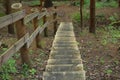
[119,0,120,7]
[89,0,96,33]
[80,0,83,31]
[5,0,15,34]
[44,0,53,8]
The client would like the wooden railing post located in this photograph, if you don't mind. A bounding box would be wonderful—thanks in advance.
[43,14,48,37]
[33,11,41,48]
[53,6,57,35]
[11,3,31,67]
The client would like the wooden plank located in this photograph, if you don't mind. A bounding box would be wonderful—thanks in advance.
[0,41,2,46]
[24,12,39,24]
[27,21,49,48]
[0,33,29,66]
[38,12,47,19]
[46,11,56,17]
[27,18,57,47]
[27,26,41,48]
[0,10,25,29]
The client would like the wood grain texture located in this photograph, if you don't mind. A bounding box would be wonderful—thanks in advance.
[0,10,25,29]
[0,33,29,66]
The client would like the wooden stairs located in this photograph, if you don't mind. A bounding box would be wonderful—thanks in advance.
[43,22,85,80]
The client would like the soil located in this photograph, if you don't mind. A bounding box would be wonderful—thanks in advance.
[0,3,120,80]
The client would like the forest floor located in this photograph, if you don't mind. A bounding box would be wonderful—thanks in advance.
[0,3,120,80]
[57,5,120,80]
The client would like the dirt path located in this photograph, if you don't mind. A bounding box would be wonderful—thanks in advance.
[57,5,79,22]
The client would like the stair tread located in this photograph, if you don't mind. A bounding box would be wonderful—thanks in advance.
[46,64,83,71]
[47,59,82,64]
[49,54,81,59]
[43,71,86,80]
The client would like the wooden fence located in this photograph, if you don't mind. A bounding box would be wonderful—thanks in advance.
[0,6,58,67]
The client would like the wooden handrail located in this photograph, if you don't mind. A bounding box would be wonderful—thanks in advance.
[24,11,39,24]
[0,33,29,66]
[0,6,58,67]
[0,10,25,29]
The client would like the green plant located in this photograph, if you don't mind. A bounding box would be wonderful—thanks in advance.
[29,68,37,75]
[21,63,29,78]
[72,10,89,22]
[109,13,119,22]
[29,50,34,54]
[107,26,120,44]
[100,57,105,64]
[96,1,118,9]
[2,47,8,52]
[114,60,119,65]
[39,40,46,48]
[0,13,5,17]
[101,37,108,46]
[72,12,80,22]
[0,58,17,80]
[105,69,113,75]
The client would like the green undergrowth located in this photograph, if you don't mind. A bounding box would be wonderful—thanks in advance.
[0,13,5,17]
[73,0,118,8]
[72,11,120,46]
[24,0,40,6]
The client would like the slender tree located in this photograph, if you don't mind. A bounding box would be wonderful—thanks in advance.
[4,0,15,34]
[119,0,120,7]
[80,0,83,31]
[90,0,96,33]
[44,0,53,8]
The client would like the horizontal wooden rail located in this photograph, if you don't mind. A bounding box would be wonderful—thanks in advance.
[0,33,29,66]
[24,12,39,24]
[38,12,47,19]
[0,6,58,67]
[0,10,25,29]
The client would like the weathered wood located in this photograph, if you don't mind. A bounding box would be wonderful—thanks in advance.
[43,22,85,80]
[27,21,49,48]
[0,33,29,66]
[24,12,39,24]
[27,20,55,48]
[15,18,31,66]
[90,0,96,33]
[5,0,15,34]
[38,12,47,19]
[0,10,25,29]
[12,3,31,66]
[33,15,40,48]
[46,11,55,17]
[43,15,48,37]
[27,26,41,48]
[53,7,57,35]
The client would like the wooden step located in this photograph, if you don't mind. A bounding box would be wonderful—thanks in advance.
[50,50,80,55]
[49,54,81,59]
[46,64,83,72]
[47,59,82,65]
[52,46,79,50]
[54,37,76,41]
[53,41,78,44]
[53,43,78,47]
[43,71,86,80]
[55,34,75,37]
